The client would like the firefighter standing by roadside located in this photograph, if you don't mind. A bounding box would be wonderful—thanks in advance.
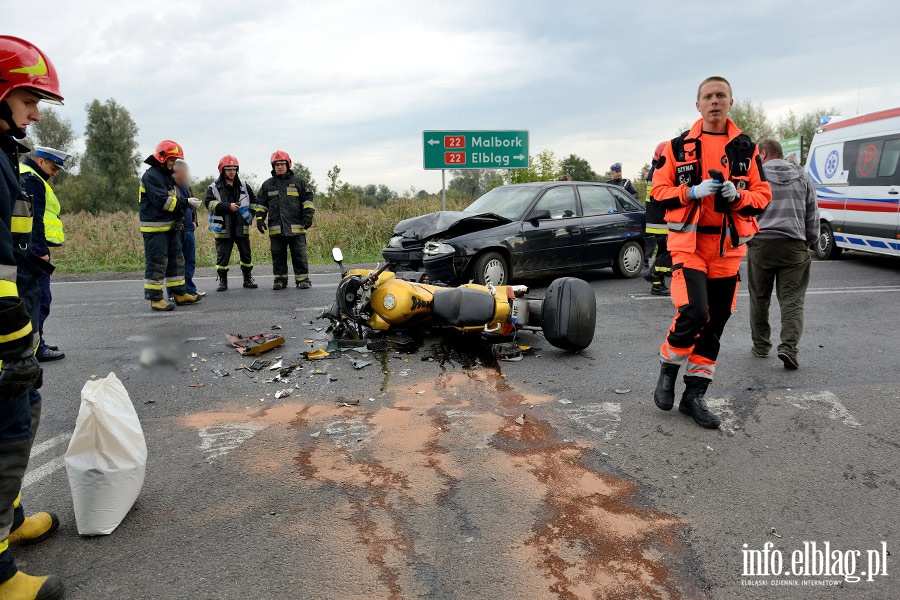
[205,155,258,291]
[650,76,771,429]
[0,35,66,600]
[139,140,201,311]
[644,142,672,296]
[254,151,315,290]
[20,146,69,360]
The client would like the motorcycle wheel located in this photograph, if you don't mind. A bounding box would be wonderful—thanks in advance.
[540,277,596,352]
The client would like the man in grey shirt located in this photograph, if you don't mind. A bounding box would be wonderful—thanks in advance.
[748,139,819,369]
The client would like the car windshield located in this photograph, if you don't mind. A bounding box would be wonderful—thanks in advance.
[463,186,538,220]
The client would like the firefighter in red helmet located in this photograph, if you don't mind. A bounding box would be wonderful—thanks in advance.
[0,35,66,600]
[204,155,258,291]
[139,140,201,310]
[253,151,316,289]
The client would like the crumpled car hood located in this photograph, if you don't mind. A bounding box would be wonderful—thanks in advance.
[392,211,511,241]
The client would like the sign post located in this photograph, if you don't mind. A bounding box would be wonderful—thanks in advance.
[423,130,529,207]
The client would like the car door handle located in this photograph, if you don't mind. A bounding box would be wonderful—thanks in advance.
[889,188,898,195]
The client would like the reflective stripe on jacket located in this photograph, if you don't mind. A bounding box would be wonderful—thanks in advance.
[20,162,64,245]
[139,161,181,233]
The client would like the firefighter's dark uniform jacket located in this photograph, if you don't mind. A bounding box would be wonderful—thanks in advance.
[644,161,668,235]
[254,171,315,236]
[0,133,34,360]
[650,118,771,256]
[139,159,185,232]
[205,175,255,239]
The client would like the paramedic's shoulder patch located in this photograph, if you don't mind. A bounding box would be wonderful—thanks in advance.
[676,163,696,186]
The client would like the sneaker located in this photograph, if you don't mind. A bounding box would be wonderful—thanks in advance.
[37,348,65,362]
[777,352,799,370]
[751,348,768,358]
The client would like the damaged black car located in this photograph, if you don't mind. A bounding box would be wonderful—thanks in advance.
[382,181,647,285]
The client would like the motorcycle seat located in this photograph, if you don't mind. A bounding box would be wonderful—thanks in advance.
[432,287,496,327]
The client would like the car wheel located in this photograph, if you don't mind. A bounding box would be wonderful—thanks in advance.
[472,252,508,286]
[815,222,842,260]
[612,241,644,278]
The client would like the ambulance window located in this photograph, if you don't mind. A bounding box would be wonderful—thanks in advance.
[877,138,900,180]
[853,140,883,181]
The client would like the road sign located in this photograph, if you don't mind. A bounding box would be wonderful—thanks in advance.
[423,130,529,170]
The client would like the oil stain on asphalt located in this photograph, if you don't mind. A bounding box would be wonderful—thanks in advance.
[181,339,698,599]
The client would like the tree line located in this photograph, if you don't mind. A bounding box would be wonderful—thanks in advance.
[23,100,405,214]
[25,98,837,212]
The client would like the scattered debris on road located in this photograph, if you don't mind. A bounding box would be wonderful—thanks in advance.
[225,332,285,355]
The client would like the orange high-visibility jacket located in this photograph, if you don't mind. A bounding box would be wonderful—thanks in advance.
[650,118,771,254]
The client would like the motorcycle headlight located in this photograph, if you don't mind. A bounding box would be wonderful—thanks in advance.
[423,242,455,256]
[388,236,404,248]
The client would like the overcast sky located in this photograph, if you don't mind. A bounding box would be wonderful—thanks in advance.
[9,0,900,193]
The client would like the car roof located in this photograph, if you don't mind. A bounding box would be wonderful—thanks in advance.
[496,181,610,189]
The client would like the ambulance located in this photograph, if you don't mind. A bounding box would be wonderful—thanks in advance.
[805,107,900,259]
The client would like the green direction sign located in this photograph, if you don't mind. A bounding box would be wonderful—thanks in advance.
[780,135,802,164]
[423,130,529,170]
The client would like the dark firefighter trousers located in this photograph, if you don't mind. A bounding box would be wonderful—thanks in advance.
[0,254,45,583]
[143,230,186,300]
[270,234,309,283]
[215,237,253,275]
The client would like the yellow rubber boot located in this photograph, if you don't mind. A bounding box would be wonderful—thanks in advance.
[173,293,200,305]
[150,298,175,311]
[0,571,64,599]
[9,512,59,546]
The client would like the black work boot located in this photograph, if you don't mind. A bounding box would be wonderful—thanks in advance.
[678,376,721,429]
[651,281,670,296]
[216,271,228,292]
[273,278,287,290]
[653,363,680,410]
[243,271,258,289]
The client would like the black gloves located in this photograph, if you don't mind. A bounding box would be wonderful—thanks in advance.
[256,218,268,234]
[302,218,313,230]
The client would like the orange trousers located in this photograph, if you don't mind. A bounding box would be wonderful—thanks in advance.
[659,235,742,380]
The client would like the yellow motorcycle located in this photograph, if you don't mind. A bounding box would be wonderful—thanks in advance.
[321,248,596,352]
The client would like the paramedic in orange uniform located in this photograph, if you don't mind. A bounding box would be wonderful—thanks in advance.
[650,76,772,429]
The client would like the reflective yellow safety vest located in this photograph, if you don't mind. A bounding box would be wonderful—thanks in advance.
[20,163,65,245]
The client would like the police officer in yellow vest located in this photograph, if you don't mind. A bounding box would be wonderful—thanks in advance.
[20,147,67,361]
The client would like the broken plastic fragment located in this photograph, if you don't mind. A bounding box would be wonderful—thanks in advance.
[189,383,205,388]
[349,358,372,370]
[514,415,526,426]
[274,389,291,399]
[558,398,572,404]
[269,360,283,370]
[614,388,631,394]
[304,349,330,360]
[211,367,229,377]
[336,397,360,406]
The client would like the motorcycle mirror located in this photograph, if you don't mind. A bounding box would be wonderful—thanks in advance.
[332,247,344,263]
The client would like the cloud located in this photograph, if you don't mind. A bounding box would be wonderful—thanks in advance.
[8,0,900,193]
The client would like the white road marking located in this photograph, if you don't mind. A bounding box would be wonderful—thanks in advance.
[23,456,65,489]
[704,397,739,436]
[565,402,622,441]
[785,391,861,428]
[198,422,268,461]
[30,433,71,458]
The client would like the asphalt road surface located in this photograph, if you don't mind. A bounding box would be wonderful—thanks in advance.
[14,252,900,599]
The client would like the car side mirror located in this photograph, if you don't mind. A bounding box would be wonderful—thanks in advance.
[332,247,344,263]
[527,209,551,223]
